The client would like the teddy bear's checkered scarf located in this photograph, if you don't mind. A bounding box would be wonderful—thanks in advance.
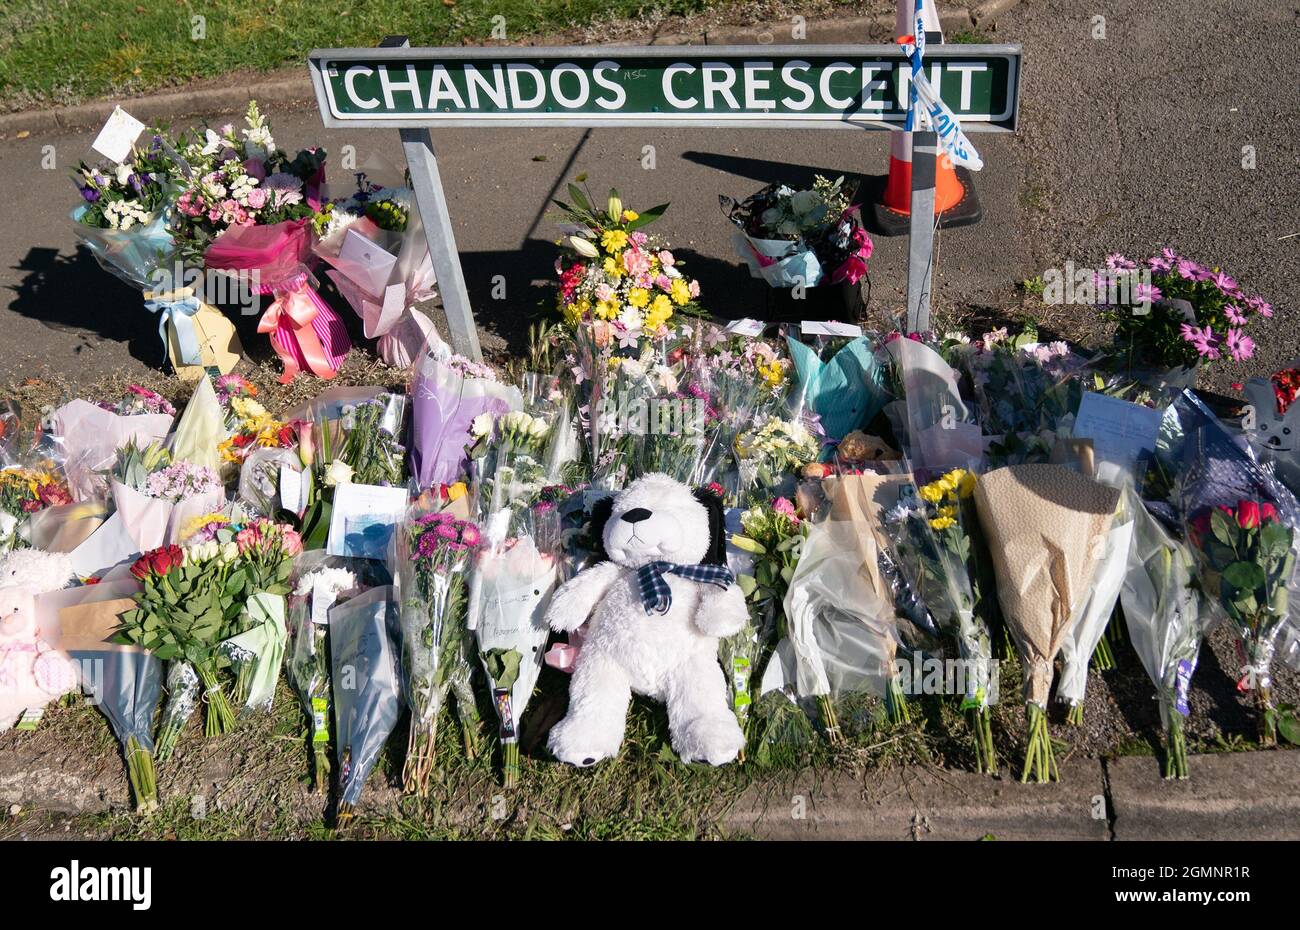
[636,561,734,615]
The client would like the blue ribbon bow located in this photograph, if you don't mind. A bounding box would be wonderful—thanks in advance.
[636,560,735,616]
[143,293,204,367]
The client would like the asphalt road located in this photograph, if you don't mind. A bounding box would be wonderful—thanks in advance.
[0,0,1294,388]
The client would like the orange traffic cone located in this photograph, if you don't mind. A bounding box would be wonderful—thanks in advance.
[870,131,982,235]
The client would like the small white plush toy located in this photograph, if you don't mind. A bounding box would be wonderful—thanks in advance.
[545,474,749,766]
[0,549,77,732]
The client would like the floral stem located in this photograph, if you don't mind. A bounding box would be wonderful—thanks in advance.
[502,741,520,789]
[1257,686,1277,747]
[887,675,911,726]
[968,705,997,774]
[1092,635,1115,671]
[1066,702,1084,726]
[1164,710,1189,780]
[197,664,235,737]
[125,735,158,814]
[1021,704,1057,784]
[817,695,843,745]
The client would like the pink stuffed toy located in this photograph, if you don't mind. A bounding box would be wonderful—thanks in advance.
[0,550,78,732]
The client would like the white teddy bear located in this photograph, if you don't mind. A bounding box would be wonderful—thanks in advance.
[545,474,749,767]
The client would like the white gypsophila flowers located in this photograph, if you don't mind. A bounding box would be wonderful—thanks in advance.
[103,200,152,230]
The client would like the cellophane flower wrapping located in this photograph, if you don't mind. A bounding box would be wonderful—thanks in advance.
[154,660,199,760]
[408,341,522,490]
[882,335,985,469]
[52,399,173,502]
[1174,389,1300,743]
[782,475,908,735]
[1120,496,1208,777]
[1057,500,1135,712]
[287,555,360,791]
[470,519,560,786]
[66,646,162,811]
[329,584,402,816]
[393,502,481,793]
[314,183,438,368]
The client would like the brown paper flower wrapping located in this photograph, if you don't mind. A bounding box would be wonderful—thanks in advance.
[973,464,1120,706]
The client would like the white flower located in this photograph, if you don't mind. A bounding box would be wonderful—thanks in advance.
[218,542,240,565]
[323,459,354,487]
[790,189,820,215]
[652,364,678,393]
[114,163,134,186]
[526,417,550,440]
[185,541,219,564]
[470,412,494,438]
[760,206,783,227]
[567,235,599,258]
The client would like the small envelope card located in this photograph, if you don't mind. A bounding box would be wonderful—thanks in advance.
[326,483,410,561]
[339,227,399,295]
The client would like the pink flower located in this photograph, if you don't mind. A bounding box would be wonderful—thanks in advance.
[460,523,481,547]
[236,527,261,553]
[1181,324,1220,360]
[1224,303,1247,325]
[688,280,701,298]
[772,497,797,517]
[851,227,874,259]
[1210,270,1238,294]
[1225,328,1255,362]
[654,274,672,292]
[657,250,675,267]
[629,231,648,247]
[281,530,303,556]
[623,248,651,277]
[1147,254,1171,272]
[1105,253,1137,271]
[594,284,615,302]
[245,187,268,210]
[1133,283,1162,305]
[1176,259,1204,280]
[1247,296,1274,318]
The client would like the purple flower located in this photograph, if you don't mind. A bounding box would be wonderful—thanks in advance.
[1133,283,1162,305]
[80,187,100,203]
[1247,296,1274,318]
[1209,270,1238,294]
[1105,253,1136,271]
[1224,303,1247,325]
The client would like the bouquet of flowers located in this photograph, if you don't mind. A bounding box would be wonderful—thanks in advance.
[52,397,174,501]
[1057,500,1134,724]
[394,506,482,794]
[98,385,177,419]
[217,393,296,468]
[287,559,358,792]
[218,518,301,710]
[726,497,806,741]
[338,394,407,488]
[1121,498,1208,778]
[882,467,1000,771]
[0,466,73,553]
[553,180,701,353]
[67,637,162,812]
[734,415,821,496]
[785,331,886,443]
[153,660,199,760]
[314,175,437,367]
[1095,250,1270,370]
[108,439,226,552]
[72,131,245,378]
[181,102,350,382]
[115,543,240,737]
[409,343,522,490]
[720,175,873,288]
[881,333,984,469]
[330,585,403,824]
[974,464,1120,782]
[783,475,913,740]
[470,506,561,787]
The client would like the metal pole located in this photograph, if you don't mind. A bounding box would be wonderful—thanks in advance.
[906,134,937,333]
[899,0,942,333]
[382,36,482,361]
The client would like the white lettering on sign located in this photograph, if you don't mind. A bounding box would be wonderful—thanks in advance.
[592,60,626,109]
[465,63,508,108]
[702,63,740,109]
[345,65,379,110]
[380,63,423,109]
[780,60,814,110]
[506,62,546,108]
[820,62,855,109]
[663,63,698,108]
[550,63,589,108]
[428,64,466,109]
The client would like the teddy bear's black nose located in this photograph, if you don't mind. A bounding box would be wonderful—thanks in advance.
[622,508,652,524]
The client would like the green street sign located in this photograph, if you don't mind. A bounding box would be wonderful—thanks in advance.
[308,44,1021,131]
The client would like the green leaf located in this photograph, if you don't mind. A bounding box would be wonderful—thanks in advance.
[1210,509,1236,547]
[626,203,669,229]
[1221,560,1266,592]
[482,647,523,690]
[1279,712,1300,746]
[567,183,590,212]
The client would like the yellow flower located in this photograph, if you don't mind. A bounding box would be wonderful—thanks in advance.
[938,505,957,520]
[929,516,956,530]
[595,299,620,321]
[603,257,623,279]
[650,294,672,318]
[919,483,945,504]
[622,210,638,222]
[958,470,977,498]
[180,511,228,541]
[562,302,584,327]
[670,278,691,306]
[446,482,467,501]
[644,303,672,331]
[601,229,629,253]
[626,287,650,308]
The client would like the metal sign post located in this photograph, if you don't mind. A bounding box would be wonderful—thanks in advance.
[901,0,943,334]
[306,40,1021,356]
